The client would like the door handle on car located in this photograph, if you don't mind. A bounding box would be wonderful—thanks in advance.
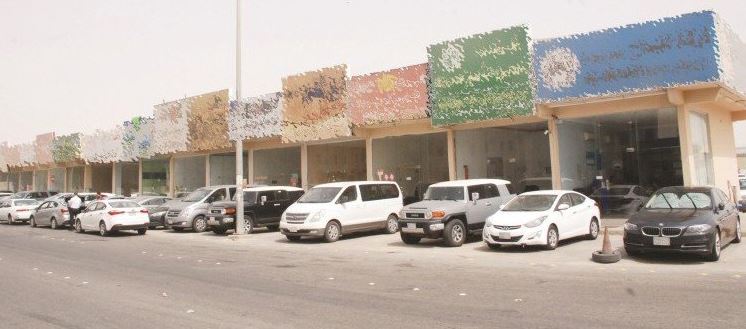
[273,203,281,206]
[485,203,492,206]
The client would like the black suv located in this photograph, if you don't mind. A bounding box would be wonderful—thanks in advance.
[207,186,304,234]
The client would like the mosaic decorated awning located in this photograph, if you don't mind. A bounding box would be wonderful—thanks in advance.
[715,14,746,98]
[347,63,429,126]
[18,143,36,165]
[34,132,55,165]
[229,92,283,141]
[281,65,351,143]
[51,133,81,163]
[122,116,155,161]
[187,89,231,151]
[152,98,191,155]
[428,26,534,126]
[80,127,124,163]
[0,142,9,172]
[533,11,721,103]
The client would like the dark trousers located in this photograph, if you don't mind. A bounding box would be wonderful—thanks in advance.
[68,207,78,226]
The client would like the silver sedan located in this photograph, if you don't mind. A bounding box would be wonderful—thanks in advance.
[30,200,70,229]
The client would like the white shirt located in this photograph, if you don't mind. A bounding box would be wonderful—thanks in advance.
[68,195,82,209]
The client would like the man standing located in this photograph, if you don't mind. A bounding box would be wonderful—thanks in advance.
[67,192,82,229]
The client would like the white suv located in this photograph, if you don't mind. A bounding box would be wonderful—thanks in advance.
[280,181,403,242]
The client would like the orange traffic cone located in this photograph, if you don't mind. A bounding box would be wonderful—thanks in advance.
[601,226,612,254]
[592,225,621,263]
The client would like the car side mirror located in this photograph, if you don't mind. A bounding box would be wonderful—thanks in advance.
[471,192,480,204]
[260,195,267,205]
[636,203,644,211]
[557,203,570,211]
[718,202,725,211]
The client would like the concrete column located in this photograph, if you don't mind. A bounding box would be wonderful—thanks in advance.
[83,165,92,192]
[366,137,373,181]
[31,170,36,191]
[138,159,143,195]
[63,166,68,193]
[548,117,562,190]
[677,105,694,186]
[446,129,456,180]
[300,143,308,190]
[111,164,117,194]
[247,147,254,185]
[168,157,175,198]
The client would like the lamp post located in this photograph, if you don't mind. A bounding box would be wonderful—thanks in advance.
[234,0,245,235]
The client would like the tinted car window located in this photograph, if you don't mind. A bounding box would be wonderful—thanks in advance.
[504,183,515,195]
[716,189,729,204]
[338,186,358,203]
[467,185,486,201]
[570,193,585,206]
[288,190,304,201]
[258,191,277,202]
[557,194,573,208]
[483,184,500,198]
[360,184,400,201]
[380,184,400,199]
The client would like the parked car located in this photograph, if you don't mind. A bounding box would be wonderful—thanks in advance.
[398,179,516,247]
[10,191,58,201]
[74,200,150,236]
[280,181,402,242]
[133,196,172,228]
[590,185,650,215]
[623,186,741,261]
[738,175,746,212]
[208,186,304,234]
[30,199,70,229]
[483,190,601,250]
[0,198,40,224]
[165,185,237,232]
[0,192,12,200]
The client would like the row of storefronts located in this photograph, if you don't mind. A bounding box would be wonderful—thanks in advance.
[1,11,745,209]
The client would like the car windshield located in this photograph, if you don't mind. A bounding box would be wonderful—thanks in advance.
[182,188,211,202]
[109,201,140,208]
[740,179,746,190]
[11,193,27,198]
[297,187,341,203]
[14,200,38,206]
[645,190,712,210]
[232,191,257,203]
[423,186,464,201]
[502,195,557,211]
[592,187,630,196]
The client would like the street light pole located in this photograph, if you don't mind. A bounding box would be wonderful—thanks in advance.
[234,0,245,235]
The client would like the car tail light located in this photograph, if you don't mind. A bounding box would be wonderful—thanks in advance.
[140,209,149,214]
[17,209,29,212]
[108,210,124,216]
[224,208,236,215]
[61,208,68,213]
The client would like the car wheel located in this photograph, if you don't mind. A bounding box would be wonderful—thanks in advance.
[400,233,421,245]
[266,225,280,232]
[99,221,108,237]
[30,216,37,228]
[212,226,227,235]
[734,220,742,244]
[235,215,255,234]
[545,225,559,250]
[587,218,599,240]
[137,228,147,235]
[192,216,207,233]
[74,219,84,233]
[323,221,340,243]
[384,214,399,234]
[286,235,301,241]
[443,219,465,247]
[705,230,721,262]
[487,243,501,250]
[50,218,58,230]
[172,227,184,232]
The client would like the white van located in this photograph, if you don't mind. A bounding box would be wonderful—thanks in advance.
[280,181,403,242]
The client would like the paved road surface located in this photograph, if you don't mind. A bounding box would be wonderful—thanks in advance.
[0,223,743,329]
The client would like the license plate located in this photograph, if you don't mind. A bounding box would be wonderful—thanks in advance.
[208,217,216,225]
[167,219,173,224]
[402,223,423,233]
[407,223,416,229]
[498,231,511,240]
[653,236,670,246]
[288,226,298,233]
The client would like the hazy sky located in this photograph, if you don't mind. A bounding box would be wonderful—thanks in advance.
[2,0,745,145]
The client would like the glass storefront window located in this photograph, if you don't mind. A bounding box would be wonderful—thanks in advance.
[0,172,9,192]
[455,122,552,193]
[373,133,449,204]
[19,172,33,191]
[34,170,49,191]
[91,164,113,193]
[114,162,139,196]
[557,108,682,216]
[209,153,237,186]
[308,140,366,187]
[175,156,206,195]
[7,172,19,192]
[49,168,65,192]
[253,147,301,187]
[66,167,84,193]
[142,159,169,196]
[689,111,714,186]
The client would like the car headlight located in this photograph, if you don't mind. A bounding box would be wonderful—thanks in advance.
[624,223,639,231]
[280,212,287,223]
[524,215,547,228]
[221,207,236,216]
[684,224,712,235]
[307,210,326,223]
[430,210,446,220]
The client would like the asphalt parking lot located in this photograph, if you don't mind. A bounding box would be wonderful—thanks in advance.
[0,217,744,329]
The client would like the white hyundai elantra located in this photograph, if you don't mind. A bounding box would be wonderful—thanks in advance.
[74,200,150,236]
[483,190,601,250]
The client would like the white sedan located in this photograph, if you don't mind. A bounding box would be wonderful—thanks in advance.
[483,190,601,250]
[0,199,40,224]
[74,200,150,236]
